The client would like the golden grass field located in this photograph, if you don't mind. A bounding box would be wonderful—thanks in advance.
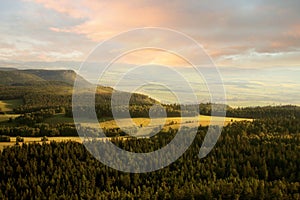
[99,115,252,129]
[0,114,20,122]
[0,137,83,151]
[0,115,252,150]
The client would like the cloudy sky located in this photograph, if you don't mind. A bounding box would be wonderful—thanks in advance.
[1,0,300,106]
[1,0,300,67]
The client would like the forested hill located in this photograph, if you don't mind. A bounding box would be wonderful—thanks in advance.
[0,70,45,85]
[226,105,300,119]
[0,68,158,113]
[198,103,300,119]
[0,69,90,86]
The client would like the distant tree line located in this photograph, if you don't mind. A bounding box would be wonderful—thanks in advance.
[226,105,300,119]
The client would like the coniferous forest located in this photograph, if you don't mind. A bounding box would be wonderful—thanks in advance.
[0,119,299,199]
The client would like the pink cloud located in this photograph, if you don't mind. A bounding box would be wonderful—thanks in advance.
[26,0,89,19]
[17,0,300,67]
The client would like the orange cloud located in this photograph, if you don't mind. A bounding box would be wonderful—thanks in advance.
[13,0,300,67]
[112,49,192,67]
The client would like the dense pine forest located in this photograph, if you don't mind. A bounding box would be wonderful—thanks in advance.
[0,120,299,199]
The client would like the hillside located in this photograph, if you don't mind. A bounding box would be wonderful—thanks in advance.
[23,69,91,86]
[0,69,90,86]
[0,68,158,113]
[0,70,45,85]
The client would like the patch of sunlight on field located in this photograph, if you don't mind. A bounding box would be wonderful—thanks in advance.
[0,137,83,151]
[75,115,252,138]
[0,114,20,122]
[0,115,252,150]
[98,115,252,129]
[0,99,23,112]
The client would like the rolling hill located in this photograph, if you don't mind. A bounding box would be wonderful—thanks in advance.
[0,68,157,112]
[0,69,90,86]
[22,69,91,86]
[0,70,45,85]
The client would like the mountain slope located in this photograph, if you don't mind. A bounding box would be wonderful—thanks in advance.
[0,68,158,112]
[0,69,90,86]
[0,70,45,85]
[23,69,90,86]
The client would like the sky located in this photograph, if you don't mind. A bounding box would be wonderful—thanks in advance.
[1,0,300,106]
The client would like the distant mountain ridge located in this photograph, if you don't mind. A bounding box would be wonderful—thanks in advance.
[0,68,158,110]
[0,67,17,71]
[0,69,90,86]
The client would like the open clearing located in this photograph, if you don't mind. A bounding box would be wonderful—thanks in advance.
[0,137,82,151]
[0,114,20,122]
[0,99,22,122]
[0,99,23,112]
[0,115,252,150]
[98,115,252,129]
[0,136,123,151]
